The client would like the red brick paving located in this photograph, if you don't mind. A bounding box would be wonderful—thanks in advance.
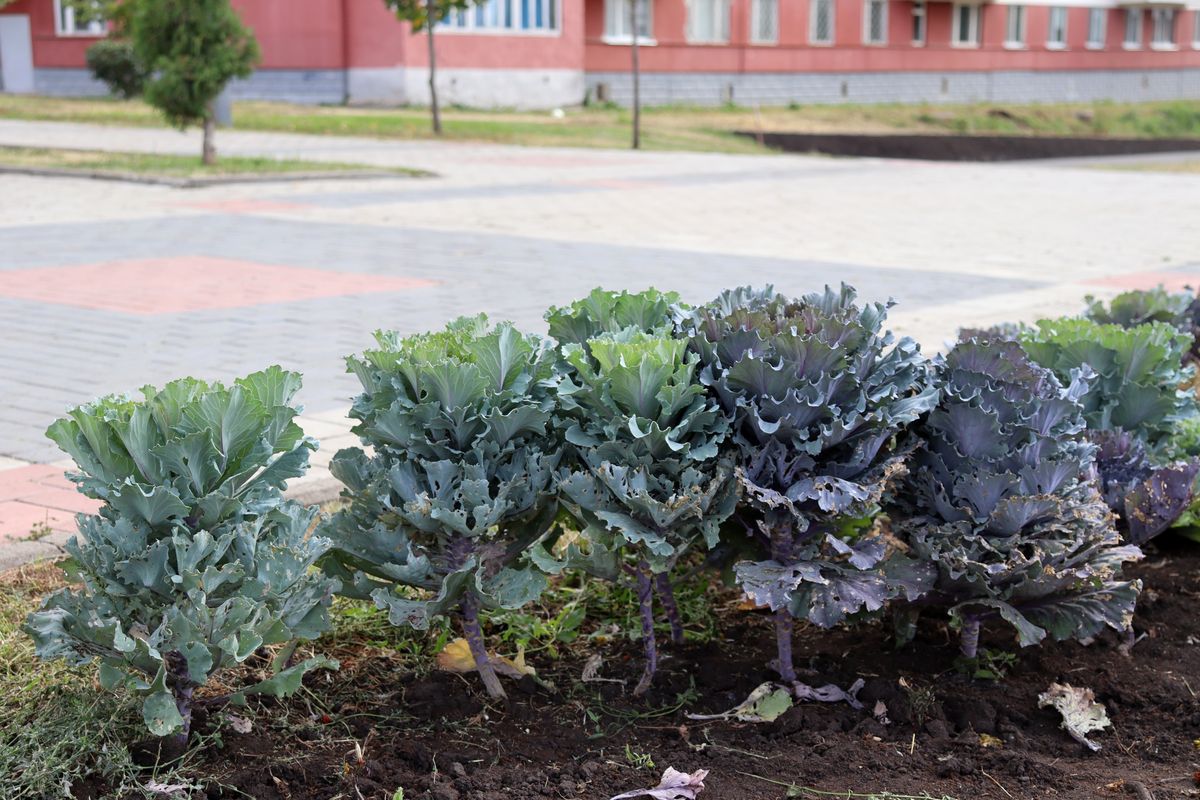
[0,256,438,315]
[1088,270,1200,293]
[0,464,95,541]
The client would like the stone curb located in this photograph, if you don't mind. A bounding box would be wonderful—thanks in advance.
[0,164,434,188]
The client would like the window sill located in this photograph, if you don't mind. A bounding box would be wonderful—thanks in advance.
[1085,42,1105,50]
[749,39,779,46]
[1003,41,1027,49]
[862,39,888,46]
[809,39,835,46]
[1045,42,1067,50]
[601,35,658,46]
[685,39,732,45]
[1150,43,1179,50]
[438,27,562,37]
[54,31,107,38]
[1122,43,1143,50]
[950,41,981,48]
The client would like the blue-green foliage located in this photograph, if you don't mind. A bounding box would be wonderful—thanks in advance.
[323,316,563,630]
[26,368,337,736]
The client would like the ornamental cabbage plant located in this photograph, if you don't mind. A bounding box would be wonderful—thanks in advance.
[545,286,683,348]
[894,338,1142,658]
[323,316,562,700]
[551,328,735,695]
[687,284,938,684]
[1019,318,1200,543]
[1084,286,1200,363]
[25,368,338,744]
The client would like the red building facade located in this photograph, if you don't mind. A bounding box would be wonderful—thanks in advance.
[1,0,1198,107]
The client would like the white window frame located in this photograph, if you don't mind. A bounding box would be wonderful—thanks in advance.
[439,0,562,35]
[911,1,927,45]
[1150,7,1177,49]
[863,0,888,44]
[1123,8,1143,49]
[1193,9,1200,48]
[686,0,731,43]
[53,0,106,37]
[1086,7,1106,49]
[750,0,780,44]
[810,0,836,44]
[951,3,981,47]
[602,0,655,44]
[1047,6,1068,49]
[1004,5,1027,48]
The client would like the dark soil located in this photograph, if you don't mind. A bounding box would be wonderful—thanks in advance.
[177,541,1200,800]
[739,131,1200,161]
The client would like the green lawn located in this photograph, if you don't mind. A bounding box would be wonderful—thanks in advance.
[2,95,1199,154]
[1095,158,1200,174]
[0,144,423,180]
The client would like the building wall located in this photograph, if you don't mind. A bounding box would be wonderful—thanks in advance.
[4,0,1200,108]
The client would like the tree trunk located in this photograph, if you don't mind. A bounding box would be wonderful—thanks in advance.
[201,109,217,166]
[654,572,685,645]
[460,594,505,700]
[770,524,797,682]
[426,0,442,136]
[629,0,641,149]
[632,560,657,696]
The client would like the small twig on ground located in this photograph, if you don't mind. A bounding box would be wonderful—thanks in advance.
[981,769,1014,798]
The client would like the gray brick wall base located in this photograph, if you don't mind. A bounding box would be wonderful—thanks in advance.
[585,69,1200,106]
[32,67,346,105]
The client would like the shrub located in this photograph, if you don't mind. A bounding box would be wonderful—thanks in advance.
[24,368,338,744]
[86,39,146,99]
[322,316,563,699]
[550,325,735,695]
[685,285,937,683]
[1019,318,1200,542]
[893,338,1142,658]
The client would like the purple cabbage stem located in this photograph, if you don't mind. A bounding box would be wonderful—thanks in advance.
[654,572,685,645]
[633,561,658,697]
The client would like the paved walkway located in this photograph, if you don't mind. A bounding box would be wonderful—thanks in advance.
[1,118,1198,567]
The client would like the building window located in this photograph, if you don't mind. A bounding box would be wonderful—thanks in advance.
[810,0,835,44]
[603,0,653,41]
[1194,10,1200,48]
[864,0,888,43]
[1124,8,1142,48]
[1086,8,1106,49]
[951,3,981,46]
[1047,6,1067,48]
[687,0,731,43]
[911,1,927,44]
[1150,8,1176,48]
[1004,5,1026,47]
[442,0,560,32]
[54,0,106,36]
[750,0,779,43]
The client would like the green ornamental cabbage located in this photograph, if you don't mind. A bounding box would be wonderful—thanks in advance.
[25,368,338,744]
[549,327,735,695]
[894,338,1142,658]
[1084,286,1200,363]
[687,285,938,684]
[1020,317,1200,543]
[323,316,562,700]
[545,286,683,348]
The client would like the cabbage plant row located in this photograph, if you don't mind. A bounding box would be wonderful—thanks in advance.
[25,283,1200,738]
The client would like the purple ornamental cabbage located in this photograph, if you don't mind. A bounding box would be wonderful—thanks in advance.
[894,338,1143,659]
[686,285,938,684]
